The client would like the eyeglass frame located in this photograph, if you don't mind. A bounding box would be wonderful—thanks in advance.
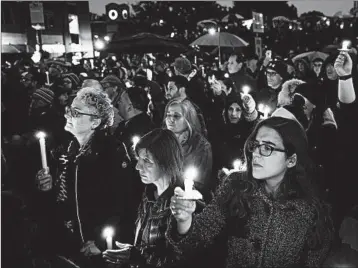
[265,70,279,77]
[247,140,287,157]
[65,106,100,118]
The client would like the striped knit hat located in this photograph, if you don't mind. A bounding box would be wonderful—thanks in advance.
[62,73,80,88]
[32,88,54,105]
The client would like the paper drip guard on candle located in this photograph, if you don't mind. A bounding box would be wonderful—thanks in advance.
[36,131,48,169]
[103,226,115,249]
[183,166,202,200]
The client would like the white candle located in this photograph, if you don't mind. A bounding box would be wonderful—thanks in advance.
[264,106,270,119]
[184,166,198,196]
[106,236,113,250]
[103,227,114,249]
[194,55,197,65]
[36,132,48,169]
[45,71,50,85]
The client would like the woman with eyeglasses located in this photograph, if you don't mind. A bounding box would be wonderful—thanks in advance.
[163,98,213,195]
[35,87,135,267]
[168,116,334,268]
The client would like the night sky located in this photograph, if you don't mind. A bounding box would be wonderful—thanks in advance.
[88,0,354,17]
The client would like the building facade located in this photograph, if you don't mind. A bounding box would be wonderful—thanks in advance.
[1,1,94,58]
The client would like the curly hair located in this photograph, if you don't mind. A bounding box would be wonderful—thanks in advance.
[76,87,114,130]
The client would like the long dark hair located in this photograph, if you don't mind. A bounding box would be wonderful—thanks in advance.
[224,117,333,248]
[135,128,184,186]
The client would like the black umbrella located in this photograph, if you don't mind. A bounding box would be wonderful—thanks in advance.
[106,32,188,54]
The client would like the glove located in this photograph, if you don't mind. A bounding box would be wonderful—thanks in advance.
[242,94,256,114]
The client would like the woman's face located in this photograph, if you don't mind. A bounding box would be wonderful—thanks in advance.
[64,96,98,136]
[326,64,338,80]
[58,92,69,106]
[251,126,290,184]
[228,103,242,124]
[165,104,187,134]
[136,149,162,185]
[298,62,305,72]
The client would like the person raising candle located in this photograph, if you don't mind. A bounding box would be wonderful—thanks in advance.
[168,117,334,268]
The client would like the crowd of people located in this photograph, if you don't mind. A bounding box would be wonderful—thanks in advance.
[1,39,358,268]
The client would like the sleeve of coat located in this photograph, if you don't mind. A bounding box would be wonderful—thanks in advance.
[166,175,234,256]
[191,137,213,194]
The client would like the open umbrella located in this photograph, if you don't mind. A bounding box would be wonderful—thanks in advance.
[191,31,248,65]
[272,16,290,22]
[292,51,329,63]
[222,13,244,23]
[106,32,188,54]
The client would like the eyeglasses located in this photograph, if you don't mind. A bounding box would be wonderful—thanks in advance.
[65,106,100,118]
[265,71,278,77]
[247,141,287,157]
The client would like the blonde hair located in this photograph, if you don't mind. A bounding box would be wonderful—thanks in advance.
[163,98,202,136]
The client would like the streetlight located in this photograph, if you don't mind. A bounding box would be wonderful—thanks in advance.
[95,40,105,50]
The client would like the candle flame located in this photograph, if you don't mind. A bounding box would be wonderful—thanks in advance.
[36,131,46,139]
[184,166,198,181]
[341,40,351,51]
[233,159,242,170]
[132,136,140,147]
[258,104,264,113]
[103,226,114,238]
[242,85,250,95]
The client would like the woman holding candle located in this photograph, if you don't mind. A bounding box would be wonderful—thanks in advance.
[163,98,213,194]
[102,128,187,267]
[168,117,334,268]
[212,93,259,181]
[35,87,135,267]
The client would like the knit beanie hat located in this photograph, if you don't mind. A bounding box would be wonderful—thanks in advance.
[294,82,323,107]
[62,73,80,89]
[32,87,54,105]
[267,59,288,79]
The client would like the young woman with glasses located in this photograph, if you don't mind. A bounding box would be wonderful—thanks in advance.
[168,116,334,268]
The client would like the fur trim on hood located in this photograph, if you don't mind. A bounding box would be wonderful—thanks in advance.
[278,79,306,107]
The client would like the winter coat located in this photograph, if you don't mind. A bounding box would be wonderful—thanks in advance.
[130,185,180,268]
[167,173,333,268]
[37,130,135,257]
[181,131,213,193]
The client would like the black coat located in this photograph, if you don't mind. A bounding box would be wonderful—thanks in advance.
[37,130,136,257]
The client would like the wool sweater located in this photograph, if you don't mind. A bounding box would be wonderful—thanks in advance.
[167,173,333,268]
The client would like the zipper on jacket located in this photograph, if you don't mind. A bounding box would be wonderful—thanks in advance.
[75,165,84,243]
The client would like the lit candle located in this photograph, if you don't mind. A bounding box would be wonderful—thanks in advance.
[194,55,197,65]
[341,40,351,51]
[233,159,242,170]
[103,227,114,250]
[242,85,250,95]
[36,131,48,169]
[184,166,198,197]
[45,71,50,85]
[264,106,270,119]
[132,136,140,147]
